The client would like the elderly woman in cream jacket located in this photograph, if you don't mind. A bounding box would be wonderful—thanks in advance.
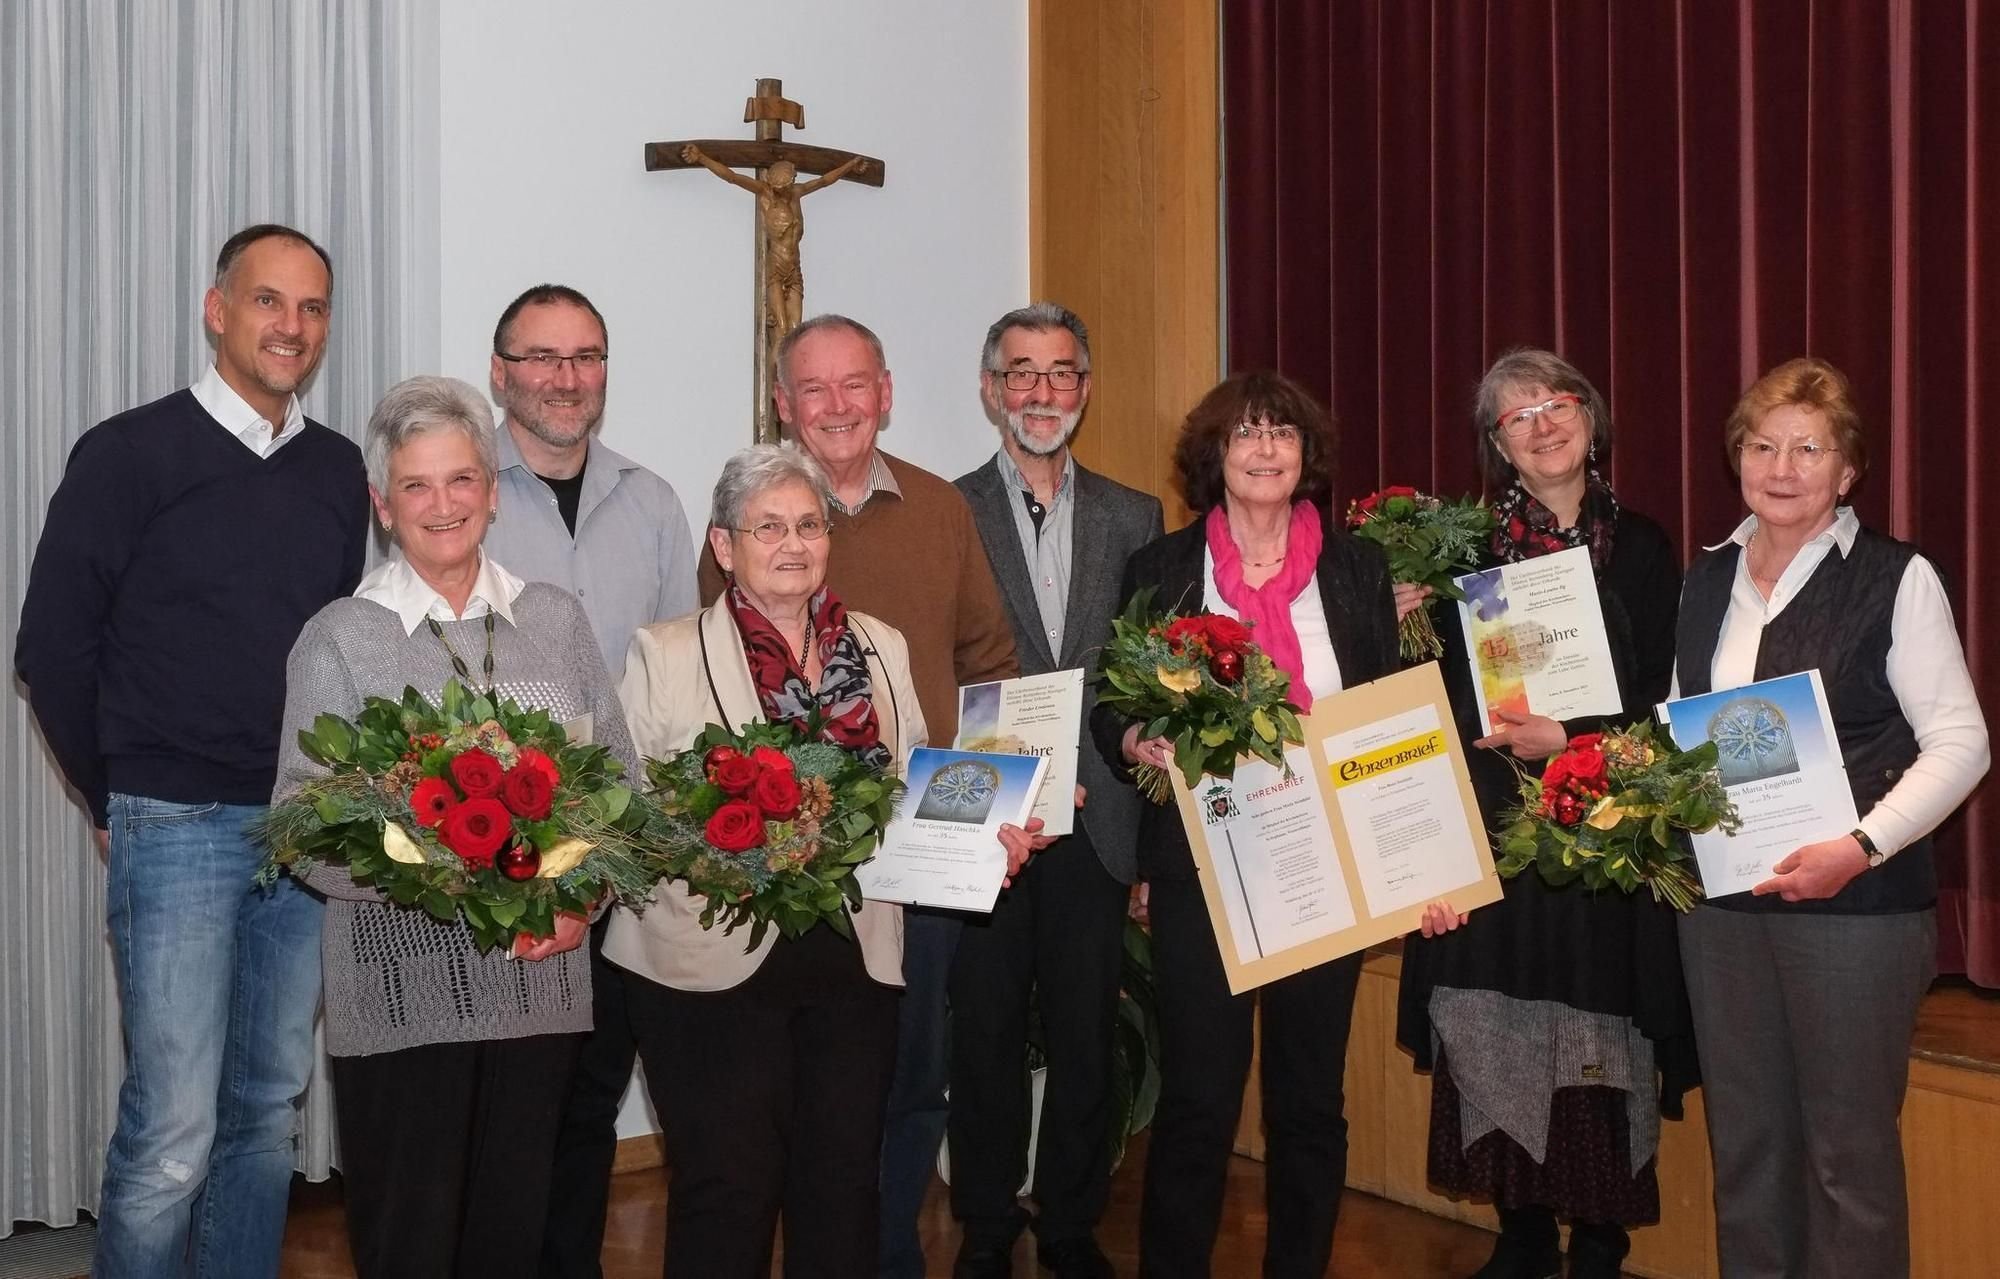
[605,444,1033,1279]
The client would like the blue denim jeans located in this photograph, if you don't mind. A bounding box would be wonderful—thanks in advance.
[877,907,963,1279]
[95,793,323,1279]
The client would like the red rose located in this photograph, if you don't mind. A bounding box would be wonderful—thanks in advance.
[515,747,561,789]
[1202,615,1253,652]
[1568,733,1603,752]
[1383,485,1419,498]
[710,754,760,797]
[438,797,514,866]
[502,764,554,820]
[1540,754,1575,792]
[1164,616,1208,654]
[704,800,768,853]
[1565,744,1609,790]
[1356,492,1383,516]
[1211,649,1244,685]
[450,748,506,798]
[748,744,794,778]
[409,776,458,828]
[752,768,802,820]
[704,744,745,776]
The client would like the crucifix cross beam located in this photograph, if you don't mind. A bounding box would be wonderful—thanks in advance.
[646,78,885,442]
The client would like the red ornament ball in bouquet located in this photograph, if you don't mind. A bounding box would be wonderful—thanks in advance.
[1211,648,1244,685]
[494,842,542,881]
[409,776,458,828]
[449,748,507,798]
[705,800,768,852]
[502,764,554,820]
[439,797,513,866]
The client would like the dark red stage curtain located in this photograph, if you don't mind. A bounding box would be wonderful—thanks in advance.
[1223,0,1996,982]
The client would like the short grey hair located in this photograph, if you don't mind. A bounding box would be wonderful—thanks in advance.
[775,313,887,392]
[980,301,1091,374]
[364,375,498,492]
[1473,347,1614,486]
[710,443,835,531]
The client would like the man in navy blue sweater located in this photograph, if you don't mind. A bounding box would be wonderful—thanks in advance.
[15,223,368,1279]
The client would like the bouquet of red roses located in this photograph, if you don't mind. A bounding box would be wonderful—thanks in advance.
[1496,723,1739,912]
[1094,587,1304,803]
[257,679,659,951]
[1345,487,1495,660]
[640,720,904,949]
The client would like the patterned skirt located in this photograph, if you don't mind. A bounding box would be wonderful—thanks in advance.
[1427,1052,1661,1225]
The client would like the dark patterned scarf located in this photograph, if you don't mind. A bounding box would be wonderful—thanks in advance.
[1490,469,1621,574]
[726,584,888,769]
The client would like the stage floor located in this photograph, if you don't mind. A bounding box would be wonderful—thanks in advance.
[1910,975,2000,1072]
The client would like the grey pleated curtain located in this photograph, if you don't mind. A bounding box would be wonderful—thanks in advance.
[1,0,439,1231]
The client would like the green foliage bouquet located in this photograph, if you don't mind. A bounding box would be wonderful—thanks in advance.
[1496,722,1740,912]
[258,679,658,951]
[1094,587,1305,803]
[1345,486,1496,660]
[640,720,904,949]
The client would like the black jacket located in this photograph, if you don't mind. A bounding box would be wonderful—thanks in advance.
[1088,517,1402,882]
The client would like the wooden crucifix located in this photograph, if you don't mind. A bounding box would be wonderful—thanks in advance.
[647,78,885,443]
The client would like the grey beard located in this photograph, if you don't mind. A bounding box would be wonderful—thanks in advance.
[1006,407,1078,457]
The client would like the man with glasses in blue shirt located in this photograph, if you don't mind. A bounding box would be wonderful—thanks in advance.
[480,283,700,1277]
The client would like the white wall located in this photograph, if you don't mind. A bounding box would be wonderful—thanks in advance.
[437,0,1029,1139]
[439,0,1029,524]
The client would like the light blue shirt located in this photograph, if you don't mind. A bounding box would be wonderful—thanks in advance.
[483,424,698,679]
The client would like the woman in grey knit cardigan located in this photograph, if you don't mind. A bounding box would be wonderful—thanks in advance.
[273,376,637,1279]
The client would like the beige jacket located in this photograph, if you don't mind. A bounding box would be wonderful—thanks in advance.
[604,602,925,991]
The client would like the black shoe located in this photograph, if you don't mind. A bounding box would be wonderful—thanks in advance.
[1565,1221,1630,1279]
[1469,1238,1561,1279]
[954,1235,1018,1279]
[1037,1236,1114,1279]
[1469,1205,1562,1279]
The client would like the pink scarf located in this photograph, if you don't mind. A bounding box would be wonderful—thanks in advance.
[1205,501,1325,710]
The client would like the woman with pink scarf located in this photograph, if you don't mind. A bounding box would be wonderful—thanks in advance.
[1091,371,1402,1279]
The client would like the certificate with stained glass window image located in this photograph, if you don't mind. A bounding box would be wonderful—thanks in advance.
[857,747,1050,912]
[1656,669,1857,898]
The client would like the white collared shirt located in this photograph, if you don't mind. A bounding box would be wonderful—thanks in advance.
[1696,507,1989,857]
[354,551,526,634]
[190,362,307,458]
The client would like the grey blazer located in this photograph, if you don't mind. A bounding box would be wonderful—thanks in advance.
[956,455,1165,884]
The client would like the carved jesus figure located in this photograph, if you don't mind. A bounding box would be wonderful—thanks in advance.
[679,143,869,340]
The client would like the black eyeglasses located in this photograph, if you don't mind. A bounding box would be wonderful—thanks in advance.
[495,351,608,373]
[991,368,1087,392]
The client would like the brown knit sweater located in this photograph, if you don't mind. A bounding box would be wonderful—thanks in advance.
[699,450,1016,742]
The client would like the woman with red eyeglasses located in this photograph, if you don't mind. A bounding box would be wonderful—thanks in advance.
[1397,348,1689,1279]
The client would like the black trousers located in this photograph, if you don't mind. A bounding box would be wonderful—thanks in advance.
[1139,875,1363,1279]
[330,1031,583,1279]
[540,916,641,1278]
[947,826,1129,1245]
[624,923,901,1279]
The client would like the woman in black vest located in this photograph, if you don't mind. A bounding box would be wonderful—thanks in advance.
[1675,358,1988,1277]
[1396,349,1691,1279]
[1091,372,1400,1279]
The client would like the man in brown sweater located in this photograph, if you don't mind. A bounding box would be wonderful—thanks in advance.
[697,314,1017,1278]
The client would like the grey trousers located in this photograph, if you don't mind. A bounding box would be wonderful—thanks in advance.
[1678,906,1936,1279]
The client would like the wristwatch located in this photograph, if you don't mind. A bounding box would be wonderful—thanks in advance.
[1851,827,1885,868]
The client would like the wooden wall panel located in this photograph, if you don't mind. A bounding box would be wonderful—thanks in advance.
[1030,0,1218,529]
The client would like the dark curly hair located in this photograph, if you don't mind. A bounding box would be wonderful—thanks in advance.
[1172,371,1336,514]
